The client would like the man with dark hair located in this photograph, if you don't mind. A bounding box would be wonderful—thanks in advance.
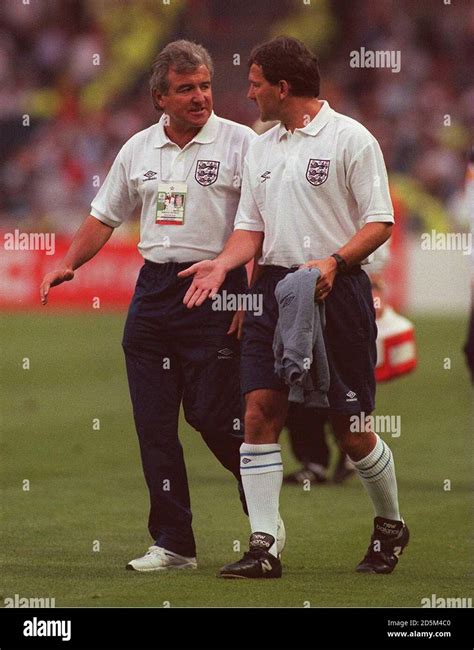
[247,35,320,98]
[181,36,409,579]
[39,40,289,572]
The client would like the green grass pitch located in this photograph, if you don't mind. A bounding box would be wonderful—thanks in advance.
[1,312,472,607]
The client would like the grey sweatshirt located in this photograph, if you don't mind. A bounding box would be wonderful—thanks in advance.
[273,268,330,407]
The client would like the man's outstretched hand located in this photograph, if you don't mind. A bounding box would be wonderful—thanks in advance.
[178,260,227,308]
[40,268,75,305]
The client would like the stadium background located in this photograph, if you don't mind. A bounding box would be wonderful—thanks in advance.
[1,0,472,608]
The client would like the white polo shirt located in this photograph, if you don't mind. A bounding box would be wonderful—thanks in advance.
[234,100,394,267]
[90,112,255,263]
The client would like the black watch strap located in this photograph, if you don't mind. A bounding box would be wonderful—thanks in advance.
[331,253,348,274]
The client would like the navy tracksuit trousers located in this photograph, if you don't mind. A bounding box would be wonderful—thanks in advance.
[122,261,247,557]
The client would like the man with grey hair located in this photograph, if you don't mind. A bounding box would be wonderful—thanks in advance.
[40,40,276,572]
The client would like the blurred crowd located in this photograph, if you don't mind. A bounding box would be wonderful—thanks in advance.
[0,0,472,233]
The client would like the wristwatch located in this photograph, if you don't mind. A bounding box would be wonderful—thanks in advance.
[330,253,348,274]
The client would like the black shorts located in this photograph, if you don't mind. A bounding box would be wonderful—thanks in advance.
[240,265,377,415]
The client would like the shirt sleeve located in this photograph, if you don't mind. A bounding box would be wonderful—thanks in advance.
[233,156,265,232]
[241,128,257,163]
[233,128,257,191]
[346,139,394,225]
[90,146,139,228]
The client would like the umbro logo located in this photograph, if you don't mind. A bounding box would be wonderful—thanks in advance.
[280,292,296,308]
[143,170,157,181]
[241,457,252,464]
[260,171,271,182]
[346,390,357,402]
[218,347,234,359]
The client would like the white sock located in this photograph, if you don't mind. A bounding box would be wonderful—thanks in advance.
[353,435,401,521]
[240,442,283,557]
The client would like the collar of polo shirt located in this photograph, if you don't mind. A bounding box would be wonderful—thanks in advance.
[278,100,332,140]
[154,111,219,148]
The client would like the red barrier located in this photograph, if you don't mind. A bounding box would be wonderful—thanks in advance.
[383,197,407,312]
[375,306,417,382]
[0,234,142,311]
[1,202,407,312]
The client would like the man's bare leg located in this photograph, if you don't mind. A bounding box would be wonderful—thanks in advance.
[330,414,400,520]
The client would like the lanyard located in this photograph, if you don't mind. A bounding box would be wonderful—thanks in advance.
[159,144,201,182]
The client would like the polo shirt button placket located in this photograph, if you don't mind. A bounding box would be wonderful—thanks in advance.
[283,155,297,182]
[172,152,185,180]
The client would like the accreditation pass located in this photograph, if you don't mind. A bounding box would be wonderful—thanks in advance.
[156,182,187,225]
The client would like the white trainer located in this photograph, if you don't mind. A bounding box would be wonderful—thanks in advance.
[276,514,286,557]
[126,546,197,572]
